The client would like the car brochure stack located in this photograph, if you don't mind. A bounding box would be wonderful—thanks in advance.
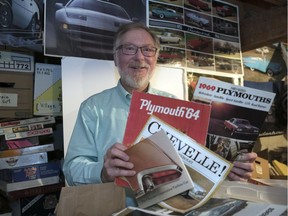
[115,91,233,214]
[0,116,64,214]
[113,197,287,216]
[132,116,232,213]
[193,76,276,161]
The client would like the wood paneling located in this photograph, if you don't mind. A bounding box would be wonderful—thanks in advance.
[225,0,287,51]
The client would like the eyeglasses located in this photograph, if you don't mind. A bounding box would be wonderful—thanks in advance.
[116,44,158,57]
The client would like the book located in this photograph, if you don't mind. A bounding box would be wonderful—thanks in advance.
[117,130,194,209]
[0,143,54,158]
[193,77,276,161]
[0,116,55,131]
[0,152,48,169]
[0,161,61,183]
[0,176,60,192]
[4,127,53,141]
[0,136,39,151]
[131,115,232,213]
[123,91,211,147]
[4,182,65,201]
[0,122,44,135]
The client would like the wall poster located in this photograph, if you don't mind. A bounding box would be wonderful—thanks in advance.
[148,0,243,78]
[44,0,146,60]
[0,0,44,53]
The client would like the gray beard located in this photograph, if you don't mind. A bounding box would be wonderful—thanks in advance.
[122,74,151,90]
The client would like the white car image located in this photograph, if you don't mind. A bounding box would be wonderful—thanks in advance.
[54,0,135,57]
[0,0,41,37]
[186,12,210,27]
[157,32,182,44]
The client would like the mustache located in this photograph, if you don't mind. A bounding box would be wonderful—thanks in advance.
[128,61,149,68]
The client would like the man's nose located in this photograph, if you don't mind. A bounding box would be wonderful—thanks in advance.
[134,48,145,59]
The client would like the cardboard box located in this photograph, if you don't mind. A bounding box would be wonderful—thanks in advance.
[56,183,125,216]
[252,156,270,179]
[0,71,33,118]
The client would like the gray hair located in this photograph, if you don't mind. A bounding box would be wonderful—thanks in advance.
[113,22,160,53]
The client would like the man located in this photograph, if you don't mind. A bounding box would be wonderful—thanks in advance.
[63,22,257,203]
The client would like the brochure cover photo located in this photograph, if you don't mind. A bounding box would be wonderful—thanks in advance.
[116,130,194,209]
[193,77,276,161]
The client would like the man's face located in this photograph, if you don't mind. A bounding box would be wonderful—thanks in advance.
[114,28,158,93]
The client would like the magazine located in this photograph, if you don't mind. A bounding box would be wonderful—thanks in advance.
[193,77,276,161]
[113,199,287,216]
[117,130,194,209]
[132,116,232,213]
[123,91,211,147]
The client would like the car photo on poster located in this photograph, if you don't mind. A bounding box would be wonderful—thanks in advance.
[185,0,211,12]
[45,0,146,59]
[0,0,42,49]
[185,10,211,30]
[54,0,140,59]
[149,3,184,23]
[157,32,182,44]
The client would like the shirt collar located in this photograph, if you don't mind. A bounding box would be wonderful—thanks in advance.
[117,80,154,102]
[116,80,132,103]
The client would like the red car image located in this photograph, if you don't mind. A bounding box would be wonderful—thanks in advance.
[187,38,212,53]
[187,0,211,11]
[216,5,233,17]
[224,118,259,136]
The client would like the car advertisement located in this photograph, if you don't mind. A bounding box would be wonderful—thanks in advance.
[44,0,242,74]
[44,0,146,60]
[0,0,44,52]
[148,0,242,76]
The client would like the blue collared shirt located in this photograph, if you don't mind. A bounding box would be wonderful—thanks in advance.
[63,81,175,186]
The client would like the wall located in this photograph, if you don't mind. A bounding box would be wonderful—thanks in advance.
[61,57,186,155]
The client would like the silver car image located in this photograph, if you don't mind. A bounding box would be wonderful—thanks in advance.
[0,0,41,37]
[54,0,136,59]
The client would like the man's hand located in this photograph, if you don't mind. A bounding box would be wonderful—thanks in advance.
[228,152,257,181]
[101,143,136,183]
